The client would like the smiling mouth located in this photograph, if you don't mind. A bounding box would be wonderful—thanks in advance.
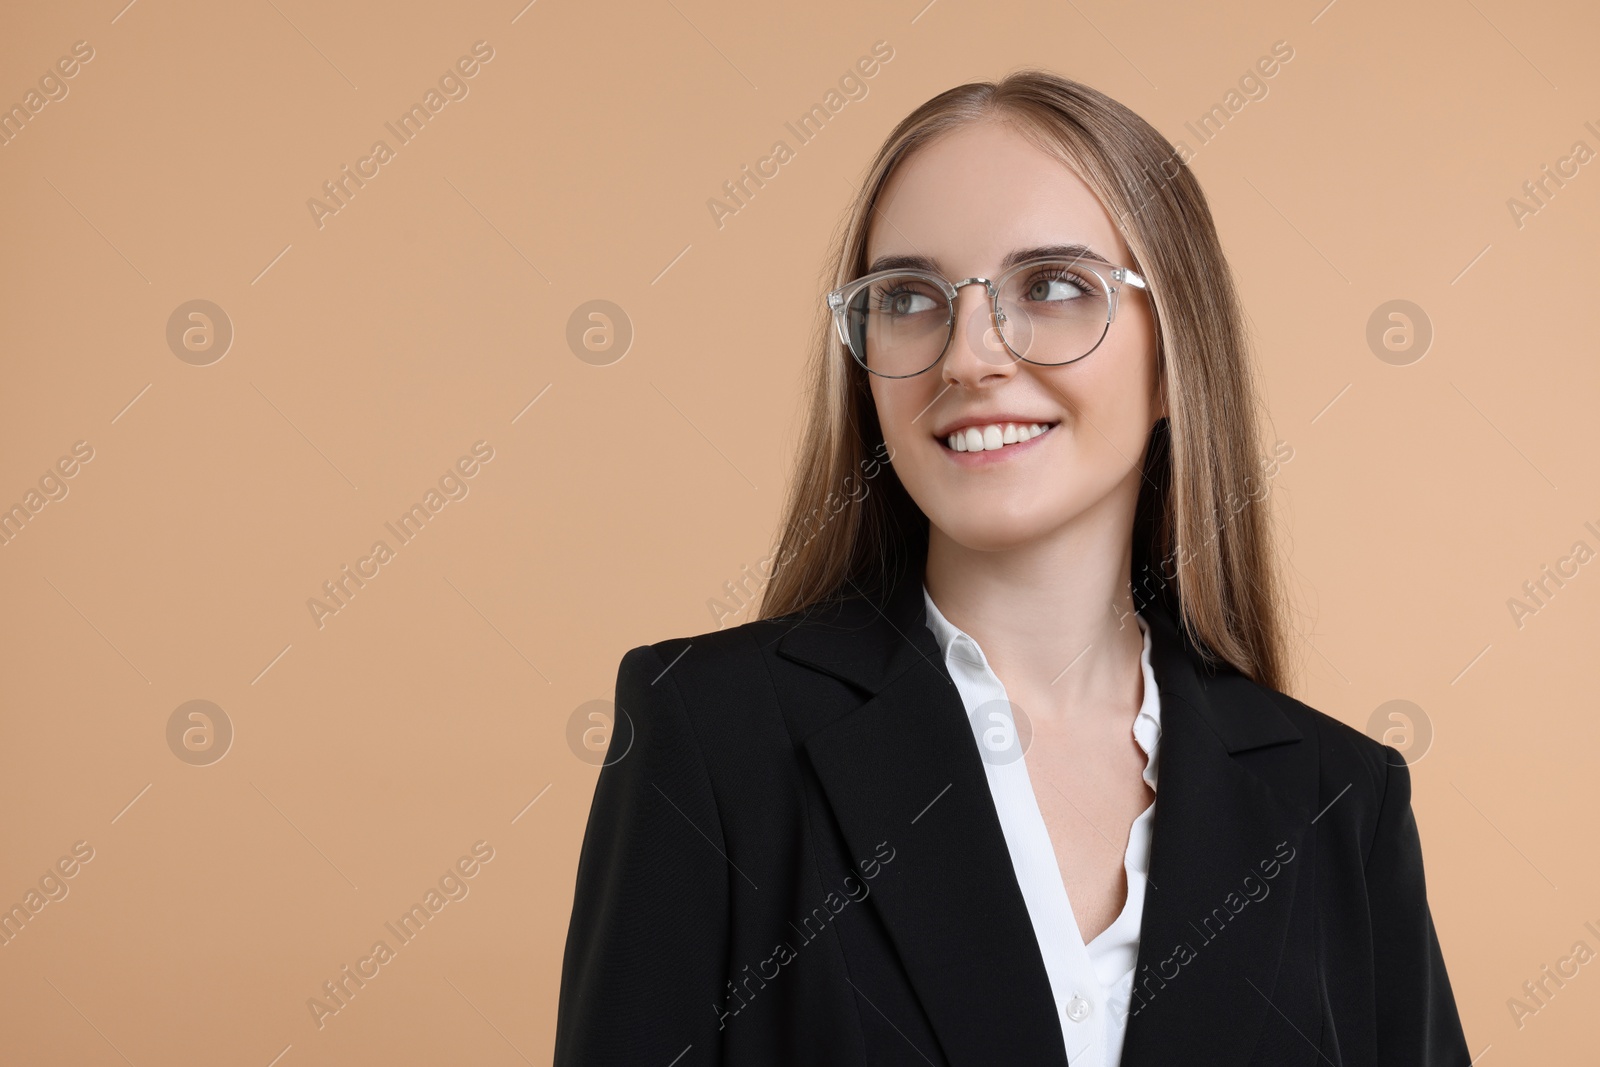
[939,421,1058,452]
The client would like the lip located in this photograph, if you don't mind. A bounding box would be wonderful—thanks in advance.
[937,422,1058,466]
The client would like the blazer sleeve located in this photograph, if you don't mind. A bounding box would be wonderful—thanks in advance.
[1365,748,1471,1066]
[553,644,730,1066]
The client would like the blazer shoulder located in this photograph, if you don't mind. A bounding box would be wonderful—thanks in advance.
[1195,661,1392,786]
[1238,677,1403,849]
[612,613,801,736]
[1268,685,1393,781]
[625,611,799,677]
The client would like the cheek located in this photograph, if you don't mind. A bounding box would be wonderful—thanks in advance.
[868,381,942,489]
[869,380,923,448]
[1033,375,1159,485]
[1049,343,1158,427]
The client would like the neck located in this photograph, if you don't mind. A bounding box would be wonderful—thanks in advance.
[922,487,1144,724]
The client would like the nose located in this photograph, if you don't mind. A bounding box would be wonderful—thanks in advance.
[942,283,1018,387]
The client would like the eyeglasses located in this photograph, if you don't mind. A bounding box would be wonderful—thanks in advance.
[825,255,1148,379]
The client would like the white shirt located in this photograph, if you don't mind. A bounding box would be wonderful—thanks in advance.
[921,585,1162,1067]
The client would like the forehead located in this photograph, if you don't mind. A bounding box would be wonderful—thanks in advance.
[865,118,1131,276]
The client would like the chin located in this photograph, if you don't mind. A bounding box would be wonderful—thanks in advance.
[930,509,1061,554]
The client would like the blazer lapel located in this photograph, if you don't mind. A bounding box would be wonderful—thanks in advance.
[777,546,1313,1067]
[1118,602,1312,1066]
[781,552,1071,1066]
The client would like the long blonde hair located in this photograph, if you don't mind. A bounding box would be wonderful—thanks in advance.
[757,69,1292,694]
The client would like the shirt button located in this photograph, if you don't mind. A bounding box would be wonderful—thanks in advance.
[1067,995,1091,1022]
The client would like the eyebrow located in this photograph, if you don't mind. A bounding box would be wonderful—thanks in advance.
[865,243,1113,276]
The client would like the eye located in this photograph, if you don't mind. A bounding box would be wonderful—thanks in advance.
[1023,268,1095,303]
[874,285,942,316]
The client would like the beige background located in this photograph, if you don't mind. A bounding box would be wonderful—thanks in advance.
[2,0,1597,1062]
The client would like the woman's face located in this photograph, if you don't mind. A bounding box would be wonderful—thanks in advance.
[865,119,1164,553]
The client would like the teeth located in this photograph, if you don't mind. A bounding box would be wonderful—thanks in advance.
[947,422,1051,452]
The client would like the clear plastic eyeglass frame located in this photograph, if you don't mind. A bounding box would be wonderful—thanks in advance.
[824,256,1149,379]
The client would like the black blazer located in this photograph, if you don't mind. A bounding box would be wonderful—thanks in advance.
[554,556,1471,1066]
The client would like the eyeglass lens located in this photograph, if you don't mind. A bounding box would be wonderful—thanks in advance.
[842,259,1115,376]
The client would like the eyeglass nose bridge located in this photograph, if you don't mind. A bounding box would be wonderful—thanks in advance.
[946,276,1011,343]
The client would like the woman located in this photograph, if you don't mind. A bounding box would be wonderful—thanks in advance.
[555,70,1470,1066]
